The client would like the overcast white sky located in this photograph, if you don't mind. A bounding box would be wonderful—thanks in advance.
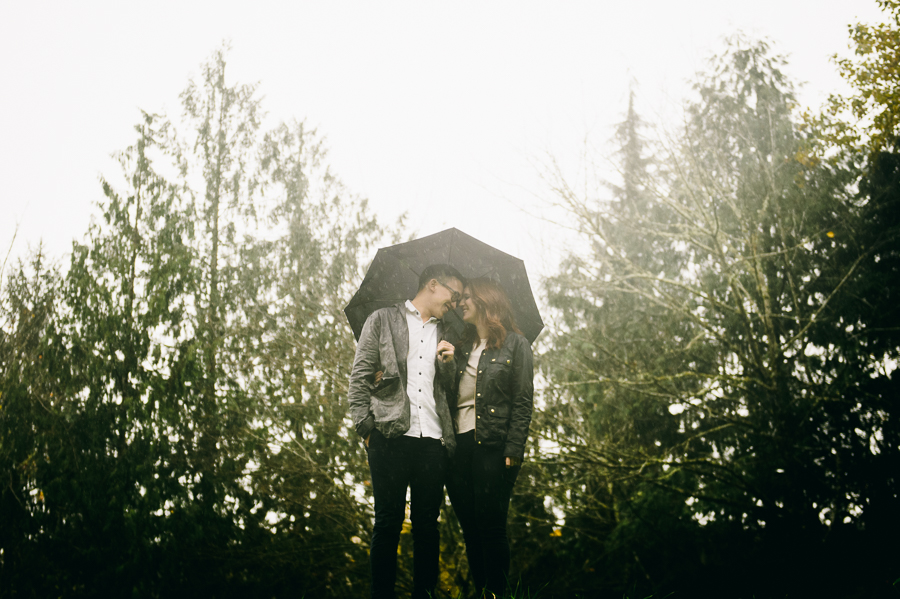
[0,1,884,288]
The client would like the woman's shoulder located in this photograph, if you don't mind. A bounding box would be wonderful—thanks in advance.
[502,330,531,350]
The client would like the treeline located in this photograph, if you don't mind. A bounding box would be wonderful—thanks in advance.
[1,48,396,597]
[520,8,900,599]
[2,6,899,599]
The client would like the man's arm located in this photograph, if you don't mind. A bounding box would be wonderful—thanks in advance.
[348,312,382,441]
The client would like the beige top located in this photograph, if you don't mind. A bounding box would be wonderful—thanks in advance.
[455,339,487,433]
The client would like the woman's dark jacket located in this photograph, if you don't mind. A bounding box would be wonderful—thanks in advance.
[449,331,534,461]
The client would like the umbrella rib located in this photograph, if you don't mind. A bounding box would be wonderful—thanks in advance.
[391,253,422,281]
[403,257,420,278]
[447,229,457,269]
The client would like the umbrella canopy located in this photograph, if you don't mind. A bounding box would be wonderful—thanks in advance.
[344,228,544,343]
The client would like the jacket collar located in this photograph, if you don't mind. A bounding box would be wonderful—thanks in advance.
[394,302,444,336]
[404,299,440,324]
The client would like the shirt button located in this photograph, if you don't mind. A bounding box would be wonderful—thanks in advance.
[477,393,481,397]
[478,370,483,374]
[491,408,495,413]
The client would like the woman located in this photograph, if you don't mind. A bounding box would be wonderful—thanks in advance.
[447,278,534,598]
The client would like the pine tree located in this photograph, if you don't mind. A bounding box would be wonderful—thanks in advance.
[539,37,897,597]
[1,46,398,597]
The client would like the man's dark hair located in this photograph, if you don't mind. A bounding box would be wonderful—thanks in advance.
[418,264,465,291]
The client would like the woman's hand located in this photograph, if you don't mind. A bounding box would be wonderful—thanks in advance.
[505,457,521,468]
[374,371,383,385]
[437,340,455,363]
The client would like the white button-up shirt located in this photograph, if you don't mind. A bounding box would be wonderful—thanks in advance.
[403,300,442,439]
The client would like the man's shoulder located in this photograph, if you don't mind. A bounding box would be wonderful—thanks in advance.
[365,303,405,325]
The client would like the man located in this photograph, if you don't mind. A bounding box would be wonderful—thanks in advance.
[348,264,465,599]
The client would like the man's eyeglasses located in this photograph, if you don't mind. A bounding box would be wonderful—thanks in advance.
[436,280,461,305]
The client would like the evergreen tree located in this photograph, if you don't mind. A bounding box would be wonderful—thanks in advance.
[0,249,73,594]
[540,37,898,598]
[0,47,397,597]
[533,83,700,594]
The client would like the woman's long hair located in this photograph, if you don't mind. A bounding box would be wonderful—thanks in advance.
[461,278,522,350]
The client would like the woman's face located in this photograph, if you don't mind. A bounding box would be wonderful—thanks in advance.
[460,287,479,324]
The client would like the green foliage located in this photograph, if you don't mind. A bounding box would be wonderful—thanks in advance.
[538,36,900,598]
[0,47,395,597]
[825,0,900,157]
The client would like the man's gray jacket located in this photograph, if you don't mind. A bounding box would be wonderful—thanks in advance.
[348,303,457,457]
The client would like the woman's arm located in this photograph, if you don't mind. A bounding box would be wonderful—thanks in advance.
[504,335,534,462]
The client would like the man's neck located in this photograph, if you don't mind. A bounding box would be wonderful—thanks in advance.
[410,297,434,323]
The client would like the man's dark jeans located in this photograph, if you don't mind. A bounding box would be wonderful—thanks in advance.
[446,430,520,597]
[367,431,448,599]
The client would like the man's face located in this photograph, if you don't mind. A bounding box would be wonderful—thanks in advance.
[435,277,463,316]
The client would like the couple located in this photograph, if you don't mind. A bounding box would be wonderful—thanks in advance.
[348,264,534,599]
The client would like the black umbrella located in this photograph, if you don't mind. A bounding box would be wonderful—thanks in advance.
[344,228,544,343]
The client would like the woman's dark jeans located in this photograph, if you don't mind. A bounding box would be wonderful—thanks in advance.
[446,430,521,597]
[367,431,447,599]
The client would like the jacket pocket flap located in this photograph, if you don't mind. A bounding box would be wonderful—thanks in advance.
[487,404,510,418]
